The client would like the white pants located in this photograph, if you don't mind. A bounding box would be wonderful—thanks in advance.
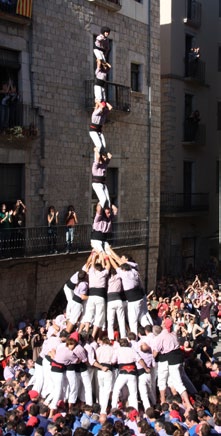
[42,357,54,399]
[89,131,106,153]
[97,369,113,413]
[31,361,44,394]
[94,85,106,103]
[107,300,126,339]
[93,48,106,61]
[65,369,78,404]
[112,373,138,410]
[76,369,93,405]
[83,295,105,328]
[92,182,110,209]
[49,370,65,409]
[158,360,186,395]
[138,372,156,410]
[91,239,110,254]
[127,298,146,335]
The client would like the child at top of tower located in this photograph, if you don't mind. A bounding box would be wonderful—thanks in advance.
[94,26,111,67]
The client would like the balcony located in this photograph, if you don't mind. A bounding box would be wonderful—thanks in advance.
[182,120,206,145]
[161,192,209,215]
[0,102,39,145]
[183,0,201,28]
[0,0,32,24]
[87,0,121,12]
[85,79,131,113]
[0,220,148,260]
[184,58,205,84]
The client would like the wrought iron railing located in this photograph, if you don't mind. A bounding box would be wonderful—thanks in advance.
[161,192,209,214]
[184,58,205,84]
[86,0,121,11]
[0,221,148,259]
[85,80,131,112]
[184,0,201,28]
[183,120,206,144]
[0,102,38,137]
[0,1,17,15]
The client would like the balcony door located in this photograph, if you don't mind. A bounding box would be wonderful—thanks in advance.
[183,160,195,209]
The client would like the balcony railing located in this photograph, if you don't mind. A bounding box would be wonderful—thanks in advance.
[85,80,131,113]
[0,103,39,140]
[184,58,205,84]
[0,221,148,259]
[182,120,206,145]
[161,192,209,214]
[87,0,121,12]
[184,0,201,28]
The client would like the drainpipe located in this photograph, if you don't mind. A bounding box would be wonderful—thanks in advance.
[145,0,151,290]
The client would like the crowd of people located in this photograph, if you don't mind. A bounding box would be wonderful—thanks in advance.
[0,255,220,436]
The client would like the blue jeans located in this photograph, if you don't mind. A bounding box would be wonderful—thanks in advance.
[66,227,75,247]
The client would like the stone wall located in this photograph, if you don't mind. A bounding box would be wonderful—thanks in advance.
[0,0,161,317]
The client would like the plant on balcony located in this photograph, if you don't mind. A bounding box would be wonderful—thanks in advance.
[3,124,38,141]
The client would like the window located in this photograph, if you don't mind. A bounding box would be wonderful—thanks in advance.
[217,102,221,130]
[0,164,25,207]
[184,93,193,119]
[218,46,221,71]
[131,63,141,92]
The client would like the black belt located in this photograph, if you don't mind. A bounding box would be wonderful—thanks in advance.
[72,294,82,304]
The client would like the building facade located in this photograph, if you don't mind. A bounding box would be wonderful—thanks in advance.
[0,0,160,324]
[160,0,220,276]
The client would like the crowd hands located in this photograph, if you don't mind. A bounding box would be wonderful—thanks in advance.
[0,255,221,436]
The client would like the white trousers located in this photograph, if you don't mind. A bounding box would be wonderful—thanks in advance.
[92,182,110,209]
[94,85,106,103]
[93,48,106,61]
[107,300,126,339]
[83,295,105,328]
[49,370,65,409]
[76,369,93,405]
[157,360,186,395]
[97,369,113,413]
[42,357,54,399]
[91,239,110,254]
[31,361,44,394]
[89,131,106,153]
[65,369,78,404]
[112,373,138,410]
[127,298,146,335]
[138,372,156,410]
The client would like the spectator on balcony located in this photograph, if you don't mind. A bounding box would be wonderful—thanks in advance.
[94,26,111,68]
[94,60,111,103]
[12,199,26,228]
[65,205,78,253]
[89,101,112,156]
[47,205,59,254]
[0,203,12,257]
[11,199,26,256]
